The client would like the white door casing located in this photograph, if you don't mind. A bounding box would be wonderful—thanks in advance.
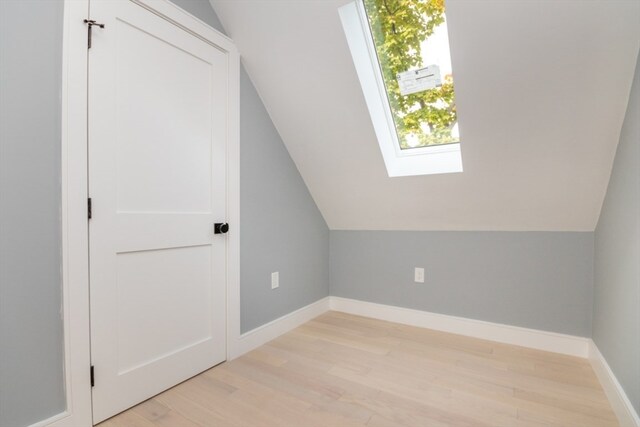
[87,0,236,422]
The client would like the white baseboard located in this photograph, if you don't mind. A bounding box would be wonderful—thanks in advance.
[329,297,590,358]
[29,411,70,427]
[229,296,590,360]
[589,340,640,427]
[228,296,331,359]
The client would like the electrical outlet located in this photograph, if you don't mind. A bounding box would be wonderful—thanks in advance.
[271,272,279,289]
[414,267,425,283]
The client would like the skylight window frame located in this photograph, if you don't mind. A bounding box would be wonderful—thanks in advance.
[339,0,463,177]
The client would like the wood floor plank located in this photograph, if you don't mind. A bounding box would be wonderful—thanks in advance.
[98,311,618,427]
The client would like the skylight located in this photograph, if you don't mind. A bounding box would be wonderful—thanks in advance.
[339,0,463,176]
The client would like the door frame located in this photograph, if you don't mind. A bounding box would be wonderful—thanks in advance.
[53,1,240,426]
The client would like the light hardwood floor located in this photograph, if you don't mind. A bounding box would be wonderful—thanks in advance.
[99,311,617,427]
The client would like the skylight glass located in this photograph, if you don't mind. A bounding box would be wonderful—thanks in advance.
[362,0,459,150]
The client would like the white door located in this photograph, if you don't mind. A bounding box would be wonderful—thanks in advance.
[87,0,230,422]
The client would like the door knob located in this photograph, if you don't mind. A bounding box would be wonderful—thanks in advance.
[214,223,229,234]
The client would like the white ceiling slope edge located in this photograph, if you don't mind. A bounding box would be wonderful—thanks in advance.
[210,0,640,231]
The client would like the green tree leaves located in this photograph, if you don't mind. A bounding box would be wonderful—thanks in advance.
[364,0,458,148]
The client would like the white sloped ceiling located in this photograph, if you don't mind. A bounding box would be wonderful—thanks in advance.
[210,0,640,231]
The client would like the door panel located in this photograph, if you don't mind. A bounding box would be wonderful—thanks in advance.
[115,17,214,213]
[115,245,213,373]
[88,0,228,422]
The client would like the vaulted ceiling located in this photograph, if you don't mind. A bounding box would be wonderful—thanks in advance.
[210,0,640,231]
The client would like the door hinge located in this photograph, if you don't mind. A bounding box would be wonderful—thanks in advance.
[90,365,95,387]
[88,197,92,219]
[84,19,105,49]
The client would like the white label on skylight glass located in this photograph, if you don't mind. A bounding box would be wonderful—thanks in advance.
[396,65,442,96]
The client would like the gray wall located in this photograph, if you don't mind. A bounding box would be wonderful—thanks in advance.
[593,51,640,414]
[238,67,330,332]
[331,231,594,336]
[169,0,330,333]
[0,1,66,426]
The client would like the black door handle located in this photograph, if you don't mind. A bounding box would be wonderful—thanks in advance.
[214,223,229,234]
